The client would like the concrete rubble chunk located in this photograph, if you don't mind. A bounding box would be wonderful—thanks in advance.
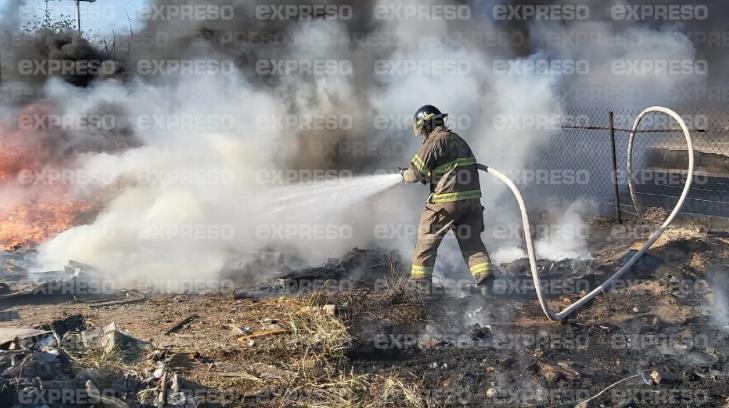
[101,322,151,359]
[73,322,151,361]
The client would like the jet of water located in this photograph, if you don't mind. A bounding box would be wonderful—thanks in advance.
[264,173,402,221]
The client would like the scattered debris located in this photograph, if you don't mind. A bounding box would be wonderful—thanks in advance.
[86,379,128,408]
[236,328,289,346]
[164,314,199,335]
[226,324,252,335]
[41,314,86,339]
[0,320,204,407]
[0,327,52,349]
[575,372,647,408]
[88,290,147,308]
[0,259,147,307]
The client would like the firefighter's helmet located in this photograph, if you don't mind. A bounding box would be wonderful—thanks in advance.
[413,105,447,137]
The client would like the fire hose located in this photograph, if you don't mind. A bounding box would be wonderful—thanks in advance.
[479,106,695,321]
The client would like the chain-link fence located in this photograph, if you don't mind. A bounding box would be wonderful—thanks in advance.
[520,107,729,221]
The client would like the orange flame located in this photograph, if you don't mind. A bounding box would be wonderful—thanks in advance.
[0,191,91,251]
[0,103,94,251]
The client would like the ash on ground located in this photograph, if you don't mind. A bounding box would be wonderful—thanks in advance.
[0,219,728,407]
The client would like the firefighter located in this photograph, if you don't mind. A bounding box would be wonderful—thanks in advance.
[400,105,492,291]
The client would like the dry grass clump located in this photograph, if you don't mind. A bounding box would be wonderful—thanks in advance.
[286,300,352,359]
[74,344,128,370]
[370,374,425,408]
[274,371,426,408]
[56,289,429,407]
[248,295,427,408]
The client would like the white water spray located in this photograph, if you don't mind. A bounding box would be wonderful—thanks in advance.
[265,173,402,221]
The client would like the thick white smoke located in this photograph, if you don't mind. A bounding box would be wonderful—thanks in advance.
[29,0,708,287]
[37,73,286,284]
[532,22,703,107]
[491,199,597,264]
[32,2,564,284]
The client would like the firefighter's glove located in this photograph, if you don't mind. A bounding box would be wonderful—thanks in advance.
[401,168,418,183]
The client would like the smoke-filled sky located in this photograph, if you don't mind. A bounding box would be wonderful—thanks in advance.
[0,0,726,286]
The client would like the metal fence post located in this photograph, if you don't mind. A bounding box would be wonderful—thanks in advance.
[609,111,623,223]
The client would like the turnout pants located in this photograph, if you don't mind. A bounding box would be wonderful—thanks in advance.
[411,198,491,281]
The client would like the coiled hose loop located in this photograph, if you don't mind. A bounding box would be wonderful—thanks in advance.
[479,106,694,321]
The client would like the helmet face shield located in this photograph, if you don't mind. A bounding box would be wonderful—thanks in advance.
[412,113,434,137]
[412,122,421,137]
[412,111,446,137]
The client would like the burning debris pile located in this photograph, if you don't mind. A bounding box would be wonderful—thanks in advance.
[0,104,89,251]
[232,247,403,299]
[0,100,136,251]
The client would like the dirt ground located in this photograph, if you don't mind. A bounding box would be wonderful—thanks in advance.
[2,218,729,407]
